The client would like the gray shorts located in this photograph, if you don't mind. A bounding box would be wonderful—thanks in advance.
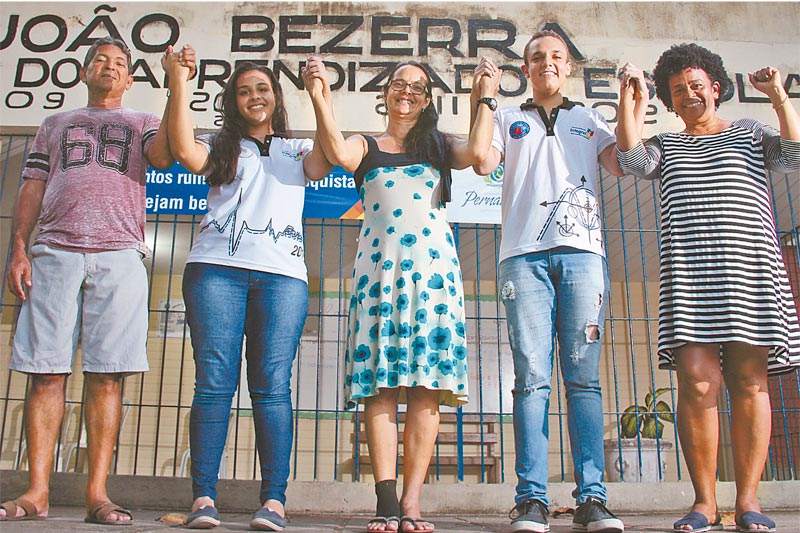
[11,244,149,375]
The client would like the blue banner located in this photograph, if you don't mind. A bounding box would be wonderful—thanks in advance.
[146,163,363,219]
[146,162,209,215]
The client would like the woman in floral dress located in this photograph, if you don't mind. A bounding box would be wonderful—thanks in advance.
[304,57,499,532]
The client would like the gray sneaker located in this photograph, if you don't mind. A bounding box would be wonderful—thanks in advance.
[572,497,624,533]
[509,499,550,533]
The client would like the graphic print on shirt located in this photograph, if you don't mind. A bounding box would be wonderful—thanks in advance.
[537,176,602,247]
[61,122,133,173]
[201,190,303,256]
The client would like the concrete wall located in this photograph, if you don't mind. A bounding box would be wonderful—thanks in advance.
[2,2,798,136]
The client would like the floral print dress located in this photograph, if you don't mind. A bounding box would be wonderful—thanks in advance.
[344,136,469,409]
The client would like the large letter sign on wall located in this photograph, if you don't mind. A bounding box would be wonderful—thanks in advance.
[3,3,798,220]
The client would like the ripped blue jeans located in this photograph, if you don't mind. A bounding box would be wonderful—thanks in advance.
[499,247,609,506]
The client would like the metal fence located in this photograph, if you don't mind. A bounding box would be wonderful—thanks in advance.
[0,133,798,485]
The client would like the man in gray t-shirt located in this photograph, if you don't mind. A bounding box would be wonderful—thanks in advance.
[1,37,194,525]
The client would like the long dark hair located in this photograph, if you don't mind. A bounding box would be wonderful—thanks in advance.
[205,62,290,186]
[384,61,452,174]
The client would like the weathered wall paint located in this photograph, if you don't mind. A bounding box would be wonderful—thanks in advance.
[1,2,798,135]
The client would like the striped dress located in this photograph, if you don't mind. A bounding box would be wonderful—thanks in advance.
[618,119,800,374]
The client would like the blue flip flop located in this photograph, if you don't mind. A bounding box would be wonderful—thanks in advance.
[736,511,776,532]
[185,506,220,529]
[673,511,722,532]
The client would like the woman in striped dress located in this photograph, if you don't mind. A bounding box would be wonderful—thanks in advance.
[616,44,799,533]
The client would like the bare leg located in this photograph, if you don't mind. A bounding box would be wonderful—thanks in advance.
[365,388,401,532]
[399,387,439,532]
[722,343,771,531]
[674,343,723,531]
[0,374,67,518]
[83,372,129,524]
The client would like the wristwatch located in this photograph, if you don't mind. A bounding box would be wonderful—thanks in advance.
[477,97,497,111]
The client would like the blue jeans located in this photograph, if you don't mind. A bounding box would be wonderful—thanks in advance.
[499,248,609,506]
[183,263,308,505]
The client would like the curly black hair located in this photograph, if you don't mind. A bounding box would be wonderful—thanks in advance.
[652,43,732,112]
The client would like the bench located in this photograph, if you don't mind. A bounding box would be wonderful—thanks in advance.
[354,412,501,483]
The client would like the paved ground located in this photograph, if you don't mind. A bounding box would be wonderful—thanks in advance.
[0,506,798,532]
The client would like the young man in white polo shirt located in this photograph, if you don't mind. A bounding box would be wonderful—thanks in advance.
[472,31,648,533]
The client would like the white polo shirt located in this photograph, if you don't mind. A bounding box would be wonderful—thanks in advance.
[187,135,313,282]
[492,98,615,263]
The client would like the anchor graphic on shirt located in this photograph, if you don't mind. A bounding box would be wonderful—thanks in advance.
[537,176,601,244]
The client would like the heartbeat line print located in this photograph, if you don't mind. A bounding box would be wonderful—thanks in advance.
[537,176,601,244]
[201,190,303,256]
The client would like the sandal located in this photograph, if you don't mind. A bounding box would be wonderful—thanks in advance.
[368,479,401,531]
[0,498,43,521]
[367,515,400,531]
[673,511,722,532]
[736,511,776,532]
[84,501,133,526]
[400,516,435,532]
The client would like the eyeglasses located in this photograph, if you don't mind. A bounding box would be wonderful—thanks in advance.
[388,79,428,95]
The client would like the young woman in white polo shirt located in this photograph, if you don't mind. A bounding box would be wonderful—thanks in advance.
[163,53,332,531]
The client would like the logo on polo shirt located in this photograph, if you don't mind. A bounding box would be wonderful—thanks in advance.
[569,127,595,139]
[509,121,530,139]
[281,149,305,161]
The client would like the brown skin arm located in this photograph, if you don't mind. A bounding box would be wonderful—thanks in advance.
[750,66,800,141]
[7,179,46,300]
[145,44,199,169]
[450,58,501,170]
[303,56,368,172]
[145,96,175,170]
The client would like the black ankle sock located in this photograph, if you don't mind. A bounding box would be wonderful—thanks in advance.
[375,479,401,518]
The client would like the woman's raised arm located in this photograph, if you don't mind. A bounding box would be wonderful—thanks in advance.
[162,46,210,175]
[302,56,367,173]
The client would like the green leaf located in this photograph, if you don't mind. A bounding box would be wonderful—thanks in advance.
[656,401,675,423]
[620,411,640,438]
[645,390,655,411]
[623,405,644,414]
[654,387,672,398]
[642,418,663,439]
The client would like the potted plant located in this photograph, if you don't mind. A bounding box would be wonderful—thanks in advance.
[604,387,675,482]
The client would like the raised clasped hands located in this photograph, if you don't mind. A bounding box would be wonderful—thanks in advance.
[473,56,502,98]
[618,62,648,102]
[301,56,329,98]
[161,44,197,82]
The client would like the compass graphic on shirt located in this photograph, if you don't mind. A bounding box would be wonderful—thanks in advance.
[537,176,601,245]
